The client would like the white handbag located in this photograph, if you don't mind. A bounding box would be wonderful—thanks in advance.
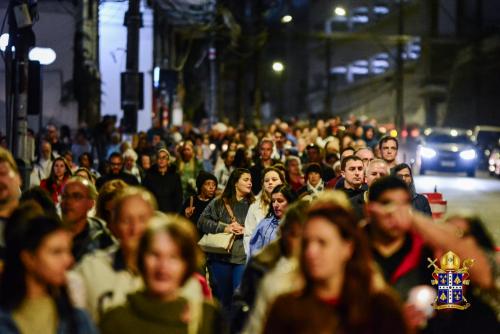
[198,232,235,254]
[198,199,238,254]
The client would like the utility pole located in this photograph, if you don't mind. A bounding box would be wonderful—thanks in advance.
[74,0,101,128]
[324,39,332,115]
[121,0,143,133]
[395,0,405,134]
[5,0,37,189]
[207,34,217,127]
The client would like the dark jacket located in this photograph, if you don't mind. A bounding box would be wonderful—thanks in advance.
[0,306,98,334]
[349,191,367,222]
[197,197,251,264]
[99,291,224,334]
[72,217,116,262]
[335,182,368,198]
[180,195,214,235]
[142,166,183,213]
[413,193,432,216]
[369,231,432,299]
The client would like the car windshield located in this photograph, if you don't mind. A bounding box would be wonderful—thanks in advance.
[426,133,471,144]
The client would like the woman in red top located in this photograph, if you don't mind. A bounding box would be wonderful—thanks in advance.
[40,157,72,204]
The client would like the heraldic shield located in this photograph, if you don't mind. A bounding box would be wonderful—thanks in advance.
[428,251,474,310]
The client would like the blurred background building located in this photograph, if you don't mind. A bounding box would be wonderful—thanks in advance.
[1,0,500,134]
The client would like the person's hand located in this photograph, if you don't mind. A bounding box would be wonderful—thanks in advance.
[184,207,195,218]
[403,303,429,332]
[230,222,244,235]
[367,202,414,232]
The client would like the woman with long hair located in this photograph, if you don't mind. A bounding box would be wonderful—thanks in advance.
[100,216,223,334]
[244,167,285,254]
[264,203,408,334]
[40,156,72,204]
[285,156,304,193]
[198,168,254,312]
[0,213,97,333]
[248,185,297,259]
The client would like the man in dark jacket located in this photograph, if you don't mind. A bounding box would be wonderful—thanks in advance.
[335,156,367,198]
[142,148,183,213]
[350,159,389,221]
[96,152,139,189]
[364,176,432,298]
[392,163,432,216]
[61,177,115,262]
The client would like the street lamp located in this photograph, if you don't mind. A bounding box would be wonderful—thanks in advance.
[281,15,293,23]
[0,33,9,52]
[272,61,284,73]
[334,6,346,17]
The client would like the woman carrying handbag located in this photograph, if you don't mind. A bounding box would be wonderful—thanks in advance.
[198,168,254,314]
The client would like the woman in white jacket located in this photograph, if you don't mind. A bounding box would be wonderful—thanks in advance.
[243,166,285,255]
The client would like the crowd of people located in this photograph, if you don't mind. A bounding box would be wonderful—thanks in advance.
[0,115,498,333]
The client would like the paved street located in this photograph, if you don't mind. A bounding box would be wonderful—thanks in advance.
[414,171,500,245]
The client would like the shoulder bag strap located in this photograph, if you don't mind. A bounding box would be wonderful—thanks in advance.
[223,198,239,225]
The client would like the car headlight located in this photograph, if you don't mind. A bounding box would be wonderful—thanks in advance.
[420,147,437,159]
[459,149,476,160]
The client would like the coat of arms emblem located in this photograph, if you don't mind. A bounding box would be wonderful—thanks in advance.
[428,251,474,310]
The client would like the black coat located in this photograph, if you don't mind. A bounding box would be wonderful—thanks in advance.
[142,167,183,213]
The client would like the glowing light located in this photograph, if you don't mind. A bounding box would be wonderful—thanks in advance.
[153,67,160,88]
[29,47,56,65]
[0,33,9,52]
[374,6,389,14]
[334,6,346,16]
[421,147,437,159]
[459,149,476,160]
[450,129,458,137]
[281,15,293,23]
[353,60,369,67]
[272,61,284,73]
[331,66,347,74]
[350,66,369,75]
[390,129,398,137]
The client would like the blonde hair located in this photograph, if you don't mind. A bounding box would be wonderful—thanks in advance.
[95,179,128,222]
[0,147,19,174]
[308,190,353,212]
[259,166,286,210]
[112,186,158,223]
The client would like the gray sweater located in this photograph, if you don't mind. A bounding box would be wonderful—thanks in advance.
[198,197,251,264]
